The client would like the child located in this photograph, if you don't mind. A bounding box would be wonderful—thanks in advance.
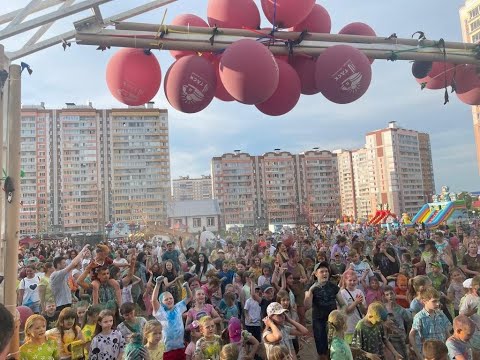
[152,276,192,360]
[383,286,412,360]
[74,300,89,328]
[327,310,353,360]
[220,344,239,360]
[330,252,346,283]
[42,300,59,330]
[409,288,452,360]
[117,302,147,341]
[459,276,480,355]
[394,274,409,308]
[243,284,263,343]
[20,314,59,359]
[219,292,239,326]
[194,316,222,360]
[262,302,309,360]
[143,320,165,360]
[82,305,101,357]
[446,314,475,360]
[361,272,385,307]
[447,268,466,317]
[226,317,260,360]
[407,275,432,315]
[46,307,85,360]
[124,332,149,360]
[400,252,415,278]
[162,259,181,303]
[348,249,373,291]
[351,302,404,360]
[89,309,125,360]
[276,289,299,354]
[423,339,449,360]
[340,270,366,344]
[427,261,448,294]
[185,320,201,360]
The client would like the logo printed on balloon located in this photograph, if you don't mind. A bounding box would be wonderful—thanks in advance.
[332,61,363,93]
[182,72,210,104]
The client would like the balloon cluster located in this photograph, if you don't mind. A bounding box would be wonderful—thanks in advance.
[412,61,480,105]
[106,0,377,115]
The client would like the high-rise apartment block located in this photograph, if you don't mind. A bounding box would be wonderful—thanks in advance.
[460,0,480,173]
[212,150,340,228]
[172,175,213,201]
[19,103,170,235]
[212,122,435,228]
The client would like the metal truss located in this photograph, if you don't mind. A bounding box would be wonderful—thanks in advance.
[0,0,177,60]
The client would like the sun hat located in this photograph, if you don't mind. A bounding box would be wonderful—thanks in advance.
[267,302,288,317]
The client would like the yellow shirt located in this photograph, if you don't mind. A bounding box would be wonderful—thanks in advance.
[20,339,58,360]
[46,326,84,359]
[147,343,165,359]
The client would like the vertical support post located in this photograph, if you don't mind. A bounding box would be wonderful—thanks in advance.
[0,45,4,304]
[4,64,21,360]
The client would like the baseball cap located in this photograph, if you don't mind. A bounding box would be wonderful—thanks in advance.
[228,317,242,342]
[166,239,174,245]
[463,278,473,289]
[430,261,442,268]
[313,261,330,273]
[267,302,288,317]
[261,284,274,293]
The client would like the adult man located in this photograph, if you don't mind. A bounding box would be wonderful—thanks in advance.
[0,303,14,360]
[163,239,181,271]
[89,244,122,306]
[286,248,308,325]
[50,244,89,311]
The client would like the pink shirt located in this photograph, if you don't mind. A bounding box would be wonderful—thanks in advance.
[365,287,383,306]
[187,304,214,322]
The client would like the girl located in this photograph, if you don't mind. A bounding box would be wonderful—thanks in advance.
[258,265,272,287]
[162,259,181,303]
[327,310,353,360]
[220,344,239,360]
[225,317,259,360]
[267,345,292,360]
[194,316,222,360]
[143,320,164,360]
[39,262,55,312]
[185,320,201,360]
[89,309,125,360]
[219,292,239,326]
[20,314,59,360]
[263,302,309,360]
[18,265,41,314]
[447,267,466,316]
[74,301,89,328]
[276,290,299,354]
[201,277,222,308]
[82,305,102,356]
[275,242,289,266]
[185,288,222,329]
[250,257,263,281]
[190,253,215,284]
[339,270,366,344]
[46,307,84,360]
[361,271,386,306]
[407,275,432,315]
[415,239,440,275]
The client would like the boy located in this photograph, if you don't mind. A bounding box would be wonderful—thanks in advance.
[42,300,59,330]
[423,340,449,360]
[348,249,374,291]
[117,302,148,341]
[446,314,475,360]
[409,288,452,360]
[351,301,404,360]
[427,261,448,293]
[383,286,412,359]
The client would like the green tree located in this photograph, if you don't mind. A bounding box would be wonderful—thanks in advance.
[458,192,473,210]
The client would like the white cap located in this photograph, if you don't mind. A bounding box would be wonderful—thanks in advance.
[463,278,473,289]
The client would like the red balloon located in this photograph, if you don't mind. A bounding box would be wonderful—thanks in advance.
[455,64,480,94]
[457,87,480,105]
[220,39,279,104]
[261,0,315,28]
[339,22,376,64]
[106,48,161,106]
[207,0,260,29]
[17,306,33,330]
[256,60,301,116]
[169,14,209,60]
[423,62,456,90]
[315,45,372,104]
[289,55,320,95]
[164,55,216,113]
[291,4,331,33]
[211,55,235,102]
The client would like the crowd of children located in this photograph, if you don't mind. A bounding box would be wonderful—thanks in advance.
[8,222,480,359]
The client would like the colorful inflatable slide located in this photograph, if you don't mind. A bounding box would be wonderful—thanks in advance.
[368,210,396,225]
[406,200,466,229]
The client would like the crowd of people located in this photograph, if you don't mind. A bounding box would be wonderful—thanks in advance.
[1,220,480,359]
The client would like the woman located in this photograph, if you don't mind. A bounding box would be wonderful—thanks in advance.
[113,249,129,268]
[461,241,480,277]
[275,242,289,266]
[39,262,55,312]
[414,240,441,275]
[18,264,41,313]
[65,249,78,266]
[330,236,349,264]
[372,240,399,279]
[190,253,215,284]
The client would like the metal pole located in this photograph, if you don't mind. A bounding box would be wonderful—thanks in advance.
[4,64,21,360]
[0,44,4,304]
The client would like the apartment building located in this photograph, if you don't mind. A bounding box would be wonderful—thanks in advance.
[365,121,435,215]
[460,0,480,174]
[333,150,356,218]
[172,175,213,201]
[19,103,170,235]
[351,148,374,220]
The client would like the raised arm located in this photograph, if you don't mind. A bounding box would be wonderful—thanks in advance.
[151,276,164,314]
[65,245,89,272]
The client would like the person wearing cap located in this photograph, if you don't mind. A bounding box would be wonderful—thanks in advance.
[213,249,226,271]
[427,261,448,294]
[305,261,347,359]
[162,239,181,271]
[262,302,308,360]
[227,317,260,360]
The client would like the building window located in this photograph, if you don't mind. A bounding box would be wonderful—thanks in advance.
[207,217,215,226]
[193,218,201,227]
